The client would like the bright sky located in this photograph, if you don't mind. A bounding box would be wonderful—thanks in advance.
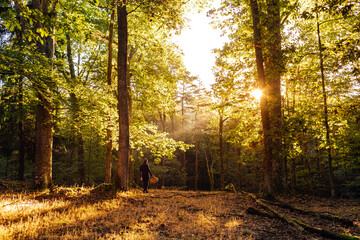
[173,1,227,88]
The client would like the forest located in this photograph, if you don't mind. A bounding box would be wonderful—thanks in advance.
[1,0,360,197]
[1,0,360,238]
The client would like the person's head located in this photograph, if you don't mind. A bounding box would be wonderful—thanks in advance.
[142,158,148,165]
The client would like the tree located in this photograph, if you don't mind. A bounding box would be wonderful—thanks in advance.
[116,1,129,190]
[264,0,284,193]
[249,0,274,197]
[32,0,58,189]
[315,5,335,198]
[105,6,116,184]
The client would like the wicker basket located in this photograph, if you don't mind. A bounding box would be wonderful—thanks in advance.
[150,176,158,184]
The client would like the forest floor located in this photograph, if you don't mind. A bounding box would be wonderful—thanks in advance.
[0,182,360,239]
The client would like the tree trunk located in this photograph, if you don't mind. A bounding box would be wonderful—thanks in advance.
[34,98,53,189]
[304,142,313,195]
[219,112,224,190]
[77,138,85,184]
[249,0,273,198]
[316,140,326,194]
[181,82,186,186]
[115,1,129,190]
[127,47,135,186]
[237,146,242,189]
[195,104,199,191]
[204,149,214,191]
[105,8,115,184]
[291,158,296,193]
[18,79,25,181]
[265,0,284,193]
[33,0,56,189]
[316,11,336,198]
[160,111,166,187]
[15,4,26,181]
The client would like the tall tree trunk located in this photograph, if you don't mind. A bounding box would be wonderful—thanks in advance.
[105,120,113,183]
[77,139,85,184]
[18,78,25,181]
[105,8,115,184]
[15,4,26,181]
[181,82,186,186]
[219,112,224,190]
[316,140,326,194]
[34,92,53,189]
[204,150,214,191]
[33,0,56,189]
[291,158,296,193]
[237,146,242,189]
[250,0,273,198]
[116,1,129,190]
[195,104,199,191]
[316,11,335,198]
[304,141,314,195]
[265,0,284,193]
[159,111,166,187]
[127,47,135,186]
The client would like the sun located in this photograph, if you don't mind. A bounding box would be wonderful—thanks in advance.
[250,89,262,100]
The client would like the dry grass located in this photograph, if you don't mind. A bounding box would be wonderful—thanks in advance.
[1,186,359,240]
[0,187,250,240]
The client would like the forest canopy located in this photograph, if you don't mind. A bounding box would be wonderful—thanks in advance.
[0,0,359,198]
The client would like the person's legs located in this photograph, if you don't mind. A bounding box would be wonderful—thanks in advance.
[143,178,149,193]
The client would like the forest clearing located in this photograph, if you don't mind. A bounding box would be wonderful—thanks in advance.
[1,183,360,240]
[1,0,360,239]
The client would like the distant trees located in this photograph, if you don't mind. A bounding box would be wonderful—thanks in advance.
[1,0,359,197]
[210,0,360,197]
[0,0,191,189]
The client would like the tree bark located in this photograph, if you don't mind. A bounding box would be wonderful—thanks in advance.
[204,149,214,191]
[160,111,166,187]
[265,0,284,193]
[195,103,199,191]
[304,142,314,195]
[237,146,242,189]
[18,78,25,181]
[127,47,135,186]
[291,157,296,194]
[181,81,186,186]
[249,0,273,198]
[15,4,26,181]
[219,111,224,190]
[115,1,129,190]
[33,0,56,189]
[317,140,326,194]
[105,8,115,184]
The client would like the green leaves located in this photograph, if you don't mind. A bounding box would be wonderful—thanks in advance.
[130,121,192,161]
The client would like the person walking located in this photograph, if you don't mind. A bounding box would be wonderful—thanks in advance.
[140,158,153,193]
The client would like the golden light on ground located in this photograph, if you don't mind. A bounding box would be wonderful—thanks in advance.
[250,89,262,100]
[225,217,242,230]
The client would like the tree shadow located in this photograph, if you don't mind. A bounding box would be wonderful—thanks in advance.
[1,185,119,226]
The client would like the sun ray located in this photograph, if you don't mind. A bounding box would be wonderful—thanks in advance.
[250,89,262,100]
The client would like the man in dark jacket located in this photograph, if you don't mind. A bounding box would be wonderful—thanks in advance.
[140,158,153,193]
